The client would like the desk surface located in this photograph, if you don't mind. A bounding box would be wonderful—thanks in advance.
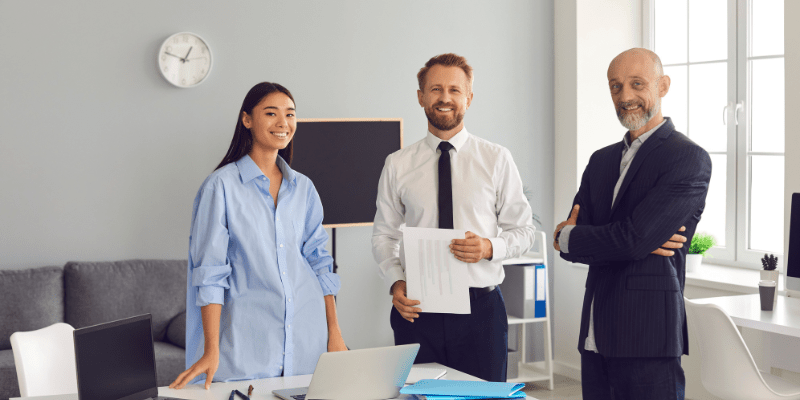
[13,362,539,400]
[693,294,800,338]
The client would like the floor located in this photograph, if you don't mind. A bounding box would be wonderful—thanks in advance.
[521,373,584,400]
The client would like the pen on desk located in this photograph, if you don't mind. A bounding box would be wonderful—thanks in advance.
[248,384,254,396]
[234,389,250,400]
[228,389,235,400]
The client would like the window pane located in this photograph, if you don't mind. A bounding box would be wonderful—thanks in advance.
[662,66,688,134]
[749,155,784,253]
[696,154,727,247]
[751,0,785,57]
[688,62,728,152]
[689,0,728,62]
[655,0,687,64]
[750,58,785,153]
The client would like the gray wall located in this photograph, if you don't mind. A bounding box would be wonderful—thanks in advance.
[0,0,554,357]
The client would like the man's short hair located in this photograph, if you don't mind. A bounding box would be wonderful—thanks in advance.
[417,53,474,92]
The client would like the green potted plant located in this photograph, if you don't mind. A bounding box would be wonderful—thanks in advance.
[761,253,779,282]
[686,232,716,273]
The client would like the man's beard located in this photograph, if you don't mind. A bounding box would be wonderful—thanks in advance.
[617,96,660,132]
[425,103,464,132]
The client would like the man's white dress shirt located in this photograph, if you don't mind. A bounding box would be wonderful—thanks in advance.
[560,119,666,352]
[372,128,536,291]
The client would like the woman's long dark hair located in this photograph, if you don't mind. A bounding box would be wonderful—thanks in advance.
[215,82,295,170]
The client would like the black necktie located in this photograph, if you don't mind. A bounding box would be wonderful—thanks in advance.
[438,141,454,229]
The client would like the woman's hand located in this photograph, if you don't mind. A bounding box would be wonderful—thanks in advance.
[328,331,348,352]
[168,350,219,390]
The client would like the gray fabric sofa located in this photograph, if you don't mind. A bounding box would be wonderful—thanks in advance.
[0,260,187,400]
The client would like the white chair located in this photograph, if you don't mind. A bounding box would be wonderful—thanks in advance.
[10,322,78,397]
[685,298,800,399]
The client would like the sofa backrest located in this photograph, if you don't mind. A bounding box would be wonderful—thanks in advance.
[64,259,186,342]
[0,266,65,351]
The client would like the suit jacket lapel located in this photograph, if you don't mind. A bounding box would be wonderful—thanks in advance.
[598,142,624,224]
[609,119,675,216]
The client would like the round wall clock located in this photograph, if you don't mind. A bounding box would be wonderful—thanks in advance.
[157,32,212,88]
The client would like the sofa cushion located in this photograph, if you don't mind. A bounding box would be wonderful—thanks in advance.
[0,266,64,351]
[166,311,186,349]
[0,349,21,400]
[154,341,185,387]
[64,260,186,342]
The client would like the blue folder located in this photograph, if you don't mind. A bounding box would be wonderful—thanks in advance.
[400,379,526,398]
[535,264,546,318]
[419,392,526,400]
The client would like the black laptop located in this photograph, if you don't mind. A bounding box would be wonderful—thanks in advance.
[73,314,185,400]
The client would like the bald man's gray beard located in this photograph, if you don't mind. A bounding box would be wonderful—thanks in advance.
[425,105,465,132]
[617,96,660,132]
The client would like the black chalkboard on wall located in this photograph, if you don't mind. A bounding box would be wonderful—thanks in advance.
[290,119,403,227]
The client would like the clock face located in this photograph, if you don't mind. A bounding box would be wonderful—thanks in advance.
[158,32,212,88]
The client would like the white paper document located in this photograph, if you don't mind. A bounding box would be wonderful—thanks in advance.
[403,227,471,314]
[536,267,546,301]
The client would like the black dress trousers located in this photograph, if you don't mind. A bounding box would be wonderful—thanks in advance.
[391,287,509,382]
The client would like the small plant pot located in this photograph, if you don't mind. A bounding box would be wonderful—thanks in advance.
[761,269,779,308]
[686,254,703,273]
[761,269,779,282]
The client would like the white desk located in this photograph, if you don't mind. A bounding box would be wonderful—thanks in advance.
[692,294,800,337]
[12,362,539,400]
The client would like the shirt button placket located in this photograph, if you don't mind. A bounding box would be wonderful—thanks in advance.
[276,210,293,376]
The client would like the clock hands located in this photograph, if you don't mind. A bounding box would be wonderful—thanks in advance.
[164,51,184,61]
[164,47,193,63]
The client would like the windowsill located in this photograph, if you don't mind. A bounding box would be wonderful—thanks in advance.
[569,259,783,295]
[686,261,785,295]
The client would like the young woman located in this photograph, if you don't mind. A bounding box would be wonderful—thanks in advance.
[169,82,347,390]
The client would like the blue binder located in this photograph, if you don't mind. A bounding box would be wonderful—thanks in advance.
[534,264,546,318]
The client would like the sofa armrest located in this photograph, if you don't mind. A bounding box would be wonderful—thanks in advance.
[165,311,186,349]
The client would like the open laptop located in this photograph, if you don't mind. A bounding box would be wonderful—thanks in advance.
[73,314,185,400]
[273,343,420,400]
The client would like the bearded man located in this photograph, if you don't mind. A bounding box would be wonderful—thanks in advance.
[553,48,711,399]
[372,53,536,382]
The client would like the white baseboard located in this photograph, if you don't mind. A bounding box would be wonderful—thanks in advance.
[553,359,582,382]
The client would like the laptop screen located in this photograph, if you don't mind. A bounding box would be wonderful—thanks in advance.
[73,314,158,400]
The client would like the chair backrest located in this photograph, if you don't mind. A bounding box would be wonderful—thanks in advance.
[10,322,78,397]
[684,298,783,400]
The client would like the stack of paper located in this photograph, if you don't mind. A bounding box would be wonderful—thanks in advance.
[400,379,526,399]
[406,367,447,384]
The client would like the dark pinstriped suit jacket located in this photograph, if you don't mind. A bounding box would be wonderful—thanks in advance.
[560,118,711,358]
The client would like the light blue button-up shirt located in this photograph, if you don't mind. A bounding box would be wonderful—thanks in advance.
[185,154,340,383]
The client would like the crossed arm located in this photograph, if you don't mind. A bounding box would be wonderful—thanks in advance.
[554,204,687,257]
[554,146,711,264]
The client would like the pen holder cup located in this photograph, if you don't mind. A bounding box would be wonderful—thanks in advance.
[759,280,777,311]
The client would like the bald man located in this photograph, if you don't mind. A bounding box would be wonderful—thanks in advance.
[553,48,711,399]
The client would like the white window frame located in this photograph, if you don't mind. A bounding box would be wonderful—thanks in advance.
[645,0,785,270]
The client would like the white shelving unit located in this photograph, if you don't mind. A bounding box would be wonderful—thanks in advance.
[503,231,553,390]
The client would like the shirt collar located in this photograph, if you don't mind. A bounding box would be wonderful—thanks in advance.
[623,118,667,149]
[236,154,297,186]
[424,127,470,153]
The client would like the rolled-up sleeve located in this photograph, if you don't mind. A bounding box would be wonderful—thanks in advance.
[189,176,233,307]
[302,183,340,296]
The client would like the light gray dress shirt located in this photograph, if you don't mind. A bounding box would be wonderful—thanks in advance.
[559,119,666,352]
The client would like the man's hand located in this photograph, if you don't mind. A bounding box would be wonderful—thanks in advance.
[391,280,421,323]
[450,231,493,263]
[651,226,687,256]
[553,205,580,251]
